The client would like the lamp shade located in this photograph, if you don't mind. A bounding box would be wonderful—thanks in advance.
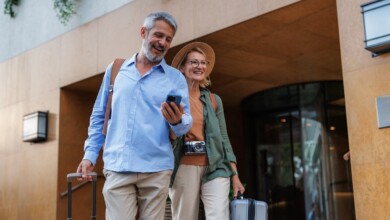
[23,111,48,142]
[361,0,390,56]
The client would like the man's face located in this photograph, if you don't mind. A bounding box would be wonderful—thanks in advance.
[141,20,175,63]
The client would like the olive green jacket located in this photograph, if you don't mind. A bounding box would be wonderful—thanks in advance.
[170,89,237,186]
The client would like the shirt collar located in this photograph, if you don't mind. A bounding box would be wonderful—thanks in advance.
[125,53,168,74]
[200,88,211,98]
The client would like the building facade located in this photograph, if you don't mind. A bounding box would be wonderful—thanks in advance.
[0,0,389,219]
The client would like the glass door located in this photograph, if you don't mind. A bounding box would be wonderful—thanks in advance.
[256,110,306,220]
[246,82,355,220]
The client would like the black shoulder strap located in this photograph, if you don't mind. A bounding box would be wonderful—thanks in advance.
[102,58,125,135]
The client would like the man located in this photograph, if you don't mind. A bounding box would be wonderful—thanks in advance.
[77,12,192,220]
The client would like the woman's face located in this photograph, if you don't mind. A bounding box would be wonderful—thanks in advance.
[180,51,208,83]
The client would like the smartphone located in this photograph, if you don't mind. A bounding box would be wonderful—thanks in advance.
[166,95,182,109]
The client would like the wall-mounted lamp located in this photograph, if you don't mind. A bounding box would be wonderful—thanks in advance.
[23,111,48,143]
[376,95,390,128]
[361,0,390,57]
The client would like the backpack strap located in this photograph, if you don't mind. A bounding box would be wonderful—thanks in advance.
[209,92,218,112]
[103,58,125,135]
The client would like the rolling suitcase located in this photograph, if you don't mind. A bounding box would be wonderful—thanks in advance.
[230,192,268,220]
[67,172,98,220]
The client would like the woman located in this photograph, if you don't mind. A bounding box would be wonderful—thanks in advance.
[169,42,245,220]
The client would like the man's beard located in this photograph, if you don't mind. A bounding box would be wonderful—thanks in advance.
[142,39,166,63]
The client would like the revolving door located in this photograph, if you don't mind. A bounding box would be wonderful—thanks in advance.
[242,81,355,220]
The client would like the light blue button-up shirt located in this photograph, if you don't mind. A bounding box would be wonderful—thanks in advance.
[83,54,192,172]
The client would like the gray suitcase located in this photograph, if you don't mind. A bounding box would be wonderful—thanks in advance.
[230,193,268,220]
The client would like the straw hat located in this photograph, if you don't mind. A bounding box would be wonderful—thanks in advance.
[171,42,215,76]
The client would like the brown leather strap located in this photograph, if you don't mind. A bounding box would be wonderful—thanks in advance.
[209,92,217,112]
[102,58,125,135]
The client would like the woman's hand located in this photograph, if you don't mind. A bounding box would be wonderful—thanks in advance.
[232,175,245,197]
[230,162,245,197]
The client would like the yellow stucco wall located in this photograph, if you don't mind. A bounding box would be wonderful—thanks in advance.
[0,0,299,219]
[337,0,390,219]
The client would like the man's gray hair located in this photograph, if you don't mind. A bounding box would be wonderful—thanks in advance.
[143,12,178,35]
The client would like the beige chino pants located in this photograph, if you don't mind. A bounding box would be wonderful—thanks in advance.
[169,165,230,220]
[102,169,172,220]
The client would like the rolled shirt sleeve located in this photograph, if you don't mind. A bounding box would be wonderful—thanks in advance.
[215,94,237,163]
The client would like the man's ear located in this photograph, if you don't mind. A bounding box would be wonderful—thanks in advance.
[140,27,146,38]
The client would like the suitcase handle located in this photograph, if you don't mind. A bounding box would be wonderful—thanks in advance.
[67,172,97,182]
[234,191,244,200]
[67,172,97,220]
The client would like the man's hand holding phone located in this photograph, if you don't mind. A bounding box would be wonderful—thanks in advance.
[162,95,183,125]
